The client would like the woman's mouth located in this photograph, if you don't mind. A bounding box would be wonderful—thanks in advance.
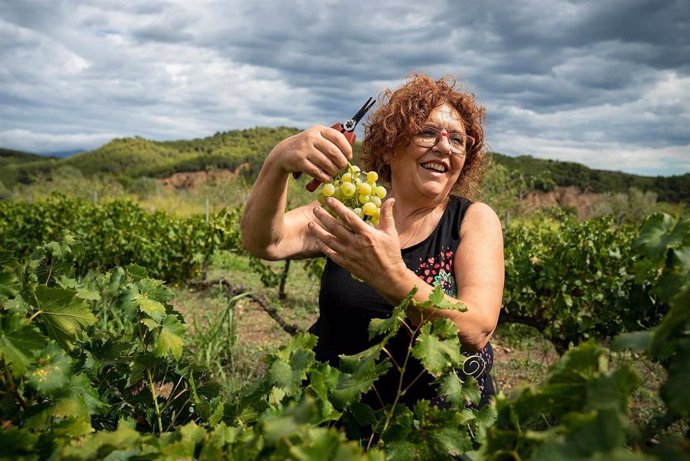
[420,161,449,173]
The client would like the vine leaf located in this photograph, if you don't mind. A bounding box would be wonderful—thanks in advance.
[35,286,96,350]
[154,315,186,361]
[633,213,689,263]
[0,250,20,298]
[438,372,464,408]
[26,342,72,395]
[333,345,390,408]
[0,315,47,376]
[136,295,166,322]
[411,319,462,378]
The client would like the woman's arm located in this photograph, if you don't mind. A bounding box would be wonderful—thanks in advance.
[308,198,504,351]
[241,126,353,260]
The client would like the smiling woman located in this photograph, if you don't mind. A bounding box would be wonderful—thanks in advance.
[241,72,504,409]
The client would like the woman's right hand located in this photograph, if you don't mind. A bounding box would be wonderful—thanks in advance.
[268,125,353,184]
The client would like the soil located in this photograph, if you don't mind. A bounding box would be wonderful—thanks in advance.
[159,164,250,190]
[522,186,603,219]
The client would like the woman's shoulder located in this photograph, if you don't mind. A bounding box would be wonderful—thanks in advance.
[459,200,502,237]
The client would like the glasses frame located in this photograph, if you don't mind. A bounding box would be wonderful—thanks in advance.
[412,126,475,156]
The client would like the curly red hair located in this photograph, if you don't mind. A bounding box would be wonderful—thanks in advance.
[360,72,486,197]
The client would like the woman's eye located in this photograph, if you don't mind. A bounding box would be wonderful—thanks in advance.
[449,135,465,146]
[420,128,437,137]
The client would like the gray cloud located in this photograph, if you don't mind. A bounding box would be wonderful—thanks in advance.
[0,0,688,176]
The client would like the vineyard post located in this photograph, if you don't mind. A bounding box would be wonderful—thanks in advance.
[505,210,510,227]
[205,198,210,223]
[93,191,98,205]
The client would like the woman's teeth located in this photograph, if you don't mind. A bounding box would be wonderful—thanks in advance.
[422,162,447,173]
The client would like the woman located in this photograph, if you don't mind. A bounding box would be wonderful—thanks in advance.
[241,73,504,408]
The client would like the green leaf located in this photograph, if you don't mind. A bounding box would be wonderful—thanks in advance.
[138,278,174,303]
[414,284,467,312]
[57,276,101,301]
[0,314,47,376]
[633,213,689,263]
[333,346,391,408]
[0,251,20,298]
[438,372,464,408]
[0,427,40,459]
[52,373,106,420]
[154,314,186,361]
[127,264,149,280]
[660,338,690,418]
[140,318,160,331]
[411,320,462,378]
[136,295,166,322]
[35,285,96,349]
[368,305,406,341]
[26,342,72,394]
[307,363,342,422]
[349,401,376,426]
[369,290,416,341]
[58,418,142,460]
[461,376,482,405]
[430,426,473,457]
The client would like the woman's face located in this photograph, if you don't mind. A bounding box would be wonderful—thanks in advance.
[387,103,466,205]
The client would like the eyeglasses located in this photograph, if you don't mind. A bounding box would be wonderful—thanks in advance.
[412,126,475,155]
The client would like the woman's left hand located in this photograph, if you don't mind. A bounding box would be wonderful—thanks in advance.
[308,197,408,291]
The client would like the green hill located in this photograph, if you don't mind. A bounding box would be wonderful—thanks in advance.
[1,130,688,203]
[490,153,690,203]
[0,147,56,166]
[0,127,300,187]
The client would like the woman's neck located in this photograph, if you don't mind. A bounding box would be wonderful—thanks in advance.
[390,194,449,248]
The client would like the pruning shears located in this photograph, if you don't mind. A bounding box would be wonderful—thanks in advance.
[294,97,376,192]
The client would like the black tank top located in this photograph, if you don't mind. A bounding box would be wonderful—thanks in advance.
[310,195,495,408]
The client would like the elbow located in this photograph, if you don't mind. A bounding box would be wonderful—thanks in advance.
[461,330,493,353]
[240,228,284,261]
[241,234,278,261]
[455,315,497,352]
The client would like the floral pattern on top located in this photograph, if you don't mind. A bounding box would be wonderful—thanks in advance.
[412,245,494,409]
[414,247,457,297]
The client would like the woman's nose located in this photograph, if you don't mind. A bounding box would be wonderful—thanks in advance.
[433,133,453,155]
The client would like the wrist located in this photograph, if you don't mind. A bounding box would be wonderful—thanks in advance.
[374,264,420,306]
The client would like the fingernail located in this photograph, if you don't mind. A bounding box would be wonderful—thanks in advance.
[325,197,334,206]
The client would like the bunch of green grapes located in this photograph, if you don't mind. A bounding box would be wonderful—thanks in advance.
[316,164,387,227]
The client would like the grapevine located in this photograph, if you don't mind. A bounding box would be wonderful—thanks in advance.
[316,163,387,227]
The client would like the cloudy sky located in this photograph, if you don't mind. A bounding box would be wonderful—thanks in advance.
[1,0,688,176]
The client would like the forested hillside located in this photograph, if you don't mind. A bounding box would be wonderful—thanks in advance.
[1,130,689,202]
[491,153,690,203]
[0,127,299,187]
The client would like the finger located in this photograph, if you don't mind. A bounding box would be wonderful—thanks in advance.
[312,204,356,242]
[307,221,349,254]
[324,198,370,234]
[321,127,354,163]
[307,146,341,177]
[378,198,397,235]
[302,160,333,183]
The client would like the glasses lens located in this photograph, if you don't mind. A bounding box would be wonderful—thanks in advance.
[413,127,474,154]
[415,128,438,147]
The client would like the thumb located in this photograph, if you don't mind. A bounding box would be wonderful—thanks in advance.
[379,198,397,235]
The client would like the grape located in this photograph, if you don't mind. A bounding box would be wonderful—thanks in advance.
[341,182,356,197]
[357,182,372,196]
[321,183,336,197]
[315,163,388,228]
[362,202,377,216]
